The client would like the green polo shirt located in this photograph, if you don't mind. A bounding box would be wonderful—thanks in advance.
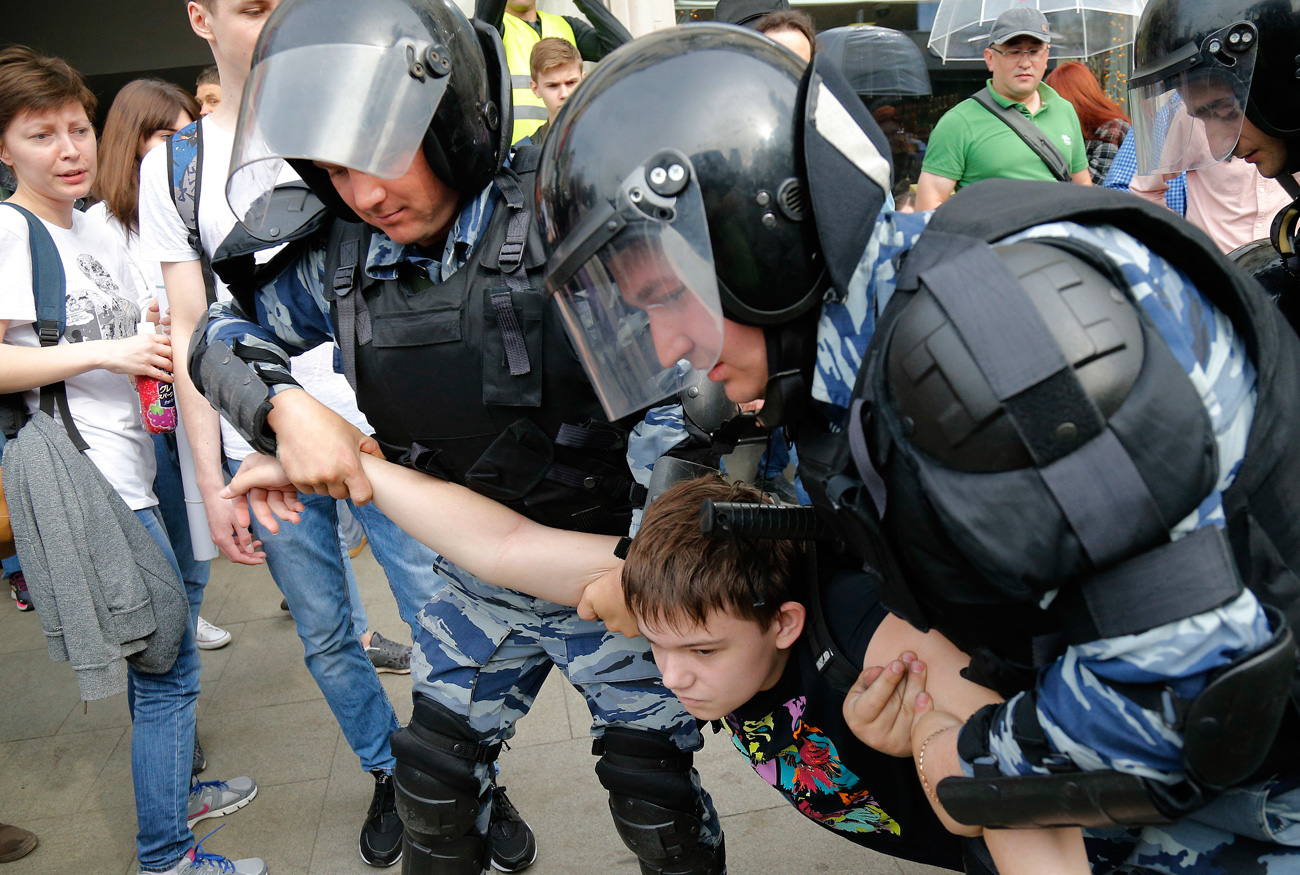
[921,81,1088,188]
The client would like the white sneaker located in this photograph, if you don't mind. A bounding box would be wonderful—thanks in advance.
[196,616,231,650]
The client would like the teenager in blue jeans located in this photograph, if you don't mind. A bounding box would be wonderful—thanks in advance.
[0,47,261,875]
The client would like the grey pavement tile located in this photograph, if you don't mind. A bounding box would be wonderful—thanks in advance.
[377,671,416,727]
[0,803,138,875]
[204,617,325,713]
[198,777,329,875]
[208,559,285,626]
[312,739,385,875]
[196,697,341,787]
[196,618,244,687]
[0,606,45,655]
[82,722,135,812]
[0,646,85,741]
[0,726,126,820]
[57,687,133,735]
[720,804,905,874]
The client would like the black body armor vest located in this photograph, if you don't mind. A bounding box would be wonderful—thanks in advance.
[799,181,1300,701]
[324,149,637,535]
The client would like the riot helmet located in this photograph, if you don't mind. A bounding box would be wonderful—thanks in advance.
[538,25,891,420]
[1130,0,1300,174]
[227,0,510,230]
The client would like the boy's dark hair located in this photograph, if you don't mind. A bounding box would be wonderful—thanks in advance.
[624,475,801,632]
[196,65,220,89]
[0,46,97,150]
[756,10,817,57]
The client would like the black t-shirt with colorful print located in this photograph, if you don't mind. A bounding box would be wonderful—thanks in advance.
[722,569,964,870]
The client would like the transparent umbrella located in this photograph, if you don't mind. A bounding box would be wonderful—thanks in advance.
[928,0,1148,61]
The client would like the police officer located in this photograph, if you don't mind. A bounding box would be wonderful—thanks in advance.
[535,24,1300,873]
[189,1,726,874]
[1129,0,1300,334]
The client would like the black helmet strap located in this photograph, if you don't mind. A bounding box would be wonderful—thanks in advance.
[759,312,818,434]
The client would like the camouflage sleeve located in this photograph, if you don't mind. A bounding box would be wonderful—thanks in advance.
[626,403,690,535]
[962,223,1272,786]
[202,243,334,390]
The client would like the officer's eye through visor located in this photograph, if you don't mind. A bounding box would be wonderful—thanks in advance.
[1129,22,1258,175]
[544,151,725,421]
[227,40,452,232]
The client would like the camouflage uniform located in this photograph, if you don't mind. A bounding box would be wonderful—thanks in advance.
[810,211,1300,872]
[202,178,722,857]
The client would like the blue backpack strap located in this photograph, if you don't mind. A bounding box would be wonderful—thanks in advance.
[167,121,218,305]
[0,203,88,451]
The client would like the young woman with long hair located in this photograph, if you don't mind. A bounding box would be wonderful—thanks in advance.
[88,80,235,653]
[0,47,263,875]
[1045,61,1132,185]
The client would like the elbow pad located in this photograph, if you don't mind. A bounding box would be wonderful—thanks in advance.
[189,317,281,456]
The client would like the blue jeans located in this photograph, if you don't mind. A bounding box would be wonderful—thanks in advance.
[227,460,441,773]
[132,506,202,872]
[152,433,210,627]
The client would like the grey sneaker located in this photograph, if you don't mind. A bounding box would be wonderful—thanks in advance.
[364,631,411,675]
[188,777,258,826]
[165,827,267,875]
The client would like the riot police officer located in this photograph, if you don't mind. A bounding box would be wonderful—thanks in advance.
[188,1,726,874]
[534,24,1300,873]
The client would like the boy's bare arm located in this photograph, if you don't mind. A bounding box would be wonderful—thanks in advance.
[224,452,621,605]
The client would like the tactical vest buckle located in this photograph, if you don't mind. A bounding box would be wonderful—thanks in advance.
[498,238,525,268]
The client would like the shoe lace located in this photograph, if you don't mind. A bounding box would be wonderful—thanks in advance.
[190,826,236,873]
[191,779,229,796]
[491,785,521,825]
[367,771,395,822]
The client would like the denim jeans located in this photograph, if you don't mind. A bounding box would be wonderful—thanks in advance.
[226,460,442,774]
[132,505,202,873]
[152,432,210,627]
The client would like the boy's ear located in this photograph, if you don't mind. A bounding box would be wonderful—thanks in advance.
[773,601,805,650]
[530,80,540,99]
[189,1,215,42]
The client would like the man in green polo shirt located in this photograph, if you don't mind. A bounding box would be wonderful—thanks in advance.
[916,6,1091,210]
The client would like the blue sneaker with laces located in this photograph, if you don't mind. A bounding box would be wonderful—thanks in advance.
[148,826,268,875]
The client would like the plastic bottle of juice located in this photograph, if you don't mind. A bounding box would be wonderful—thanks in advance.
[135,321,177,434]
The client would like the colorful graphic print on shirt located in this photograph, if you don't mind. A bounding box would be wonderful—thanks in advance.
[726,696,900,836]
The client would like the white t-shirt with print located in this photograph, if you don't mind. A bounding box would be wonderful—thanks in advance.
[138,115,370,461]
[0,207,158,510]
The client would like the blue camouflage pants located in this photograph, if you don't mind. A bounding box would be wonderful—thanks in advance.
[410,556,722,851]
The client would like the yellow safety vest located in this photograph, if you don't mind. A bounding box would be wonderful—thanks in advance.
[502,10,577,143]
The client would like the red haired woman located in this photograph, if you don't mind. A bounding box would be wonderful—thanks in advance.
[1045,61,1131,185]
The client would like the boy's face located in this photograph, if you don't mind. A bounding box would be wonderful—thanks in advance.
[189,0,281,79]
[531,62,583,123]
[640,604,803,721]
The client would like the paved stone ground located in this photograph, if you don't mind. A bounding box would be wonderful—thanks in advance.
[0,545,952,875]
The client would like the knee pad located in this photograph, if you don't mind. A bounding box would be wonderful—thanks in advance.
[594,727,725,875]
[391,697,500,875]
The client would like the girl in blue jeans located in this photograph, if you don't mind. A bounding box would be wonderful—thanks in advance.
[0,47,260,875]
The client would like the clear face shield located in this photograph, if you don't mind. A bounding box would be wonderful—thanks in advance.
[545,151,726,421]
[227,40,452,233]
[1131,22,1259,175]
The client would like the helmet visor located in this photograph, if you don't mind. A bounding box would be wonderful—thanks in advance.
[228,41,450,232]
[546,156,725,421]
[1131,24,1258,175]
